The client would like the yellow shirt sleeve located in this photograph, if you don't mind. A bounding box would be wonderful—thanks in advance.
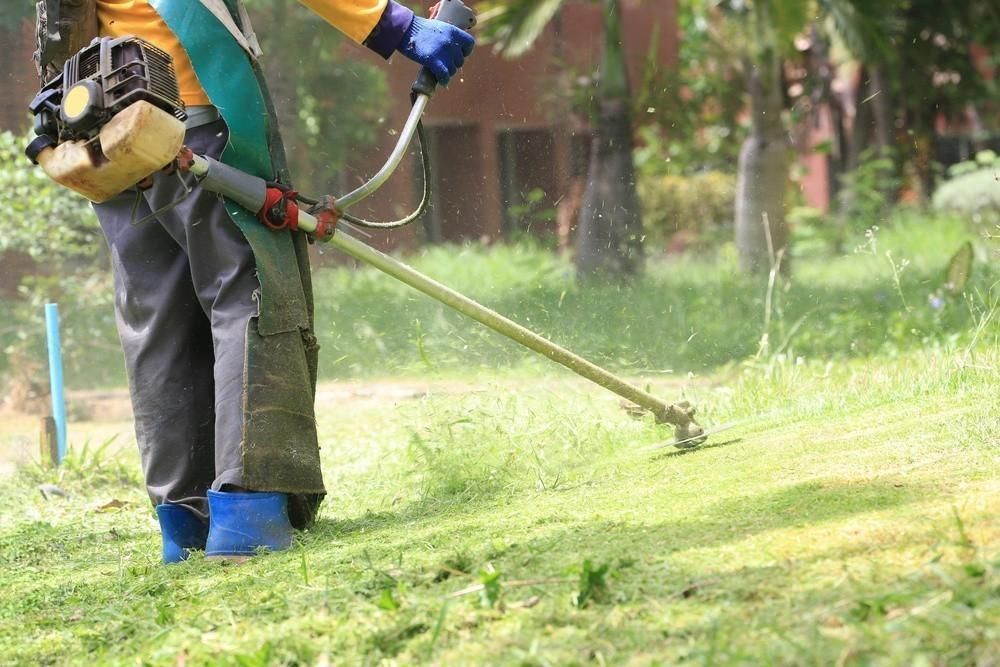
[297,0,389,44]
[97,0,212,106]
[96,0,390,107]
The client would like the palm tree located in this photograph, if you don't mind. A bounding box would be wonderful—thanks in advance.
[732,0,796,274]
[715,0,891,273]
[481,0,643,277]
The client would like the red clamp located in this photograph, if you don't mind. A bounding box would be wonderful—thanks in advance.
[307,195,341,242]
[258,187,301,232]
[176,146,195,173]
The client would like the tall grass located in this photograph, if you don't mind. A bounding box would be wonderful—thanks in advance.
[313,212,997,379]
[2,211,995,390]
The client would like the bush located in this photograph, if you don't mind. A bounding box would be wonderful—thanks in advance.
[933,150,1000,225]
[0,131,102,262]
[638,171,736,250]
[837,148,900,232]
[0,131,120,400]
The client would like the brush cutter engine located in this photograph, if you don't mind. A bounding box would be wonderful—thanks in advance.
[25,36,188,203]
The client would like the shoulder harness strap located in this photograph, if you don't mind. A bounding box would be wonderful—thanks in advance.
[198,0,263,58]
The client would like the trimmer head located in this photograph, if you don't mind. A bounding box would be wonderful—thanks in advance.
[673,420,708,449]
[624,399,708,448]
[655,401,708,449]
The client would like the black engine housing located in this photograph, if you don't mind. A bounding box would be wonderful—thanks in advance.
[27,36,186,161]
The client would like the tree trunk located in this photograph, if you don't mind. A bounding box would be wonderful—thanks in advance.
[574,0,643,278]
[808,28,846,203]
[845,65,873,173]
[869,64,900,203]
[735,52,789,275]
[870,65,893,154]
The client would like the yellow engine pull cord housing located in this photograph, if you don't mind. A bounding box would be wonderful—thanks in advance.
[62,84,93,120]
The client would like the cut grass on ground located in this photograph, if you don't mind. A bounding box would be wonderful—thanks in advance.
[1,347,998,665]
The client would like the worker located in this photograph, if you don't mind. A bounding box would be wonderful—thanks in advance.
[31,0,474,563]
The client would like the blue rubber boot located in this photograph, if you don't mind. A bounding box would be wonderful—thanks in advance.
[205,490,293,560]
[155,504,209,564]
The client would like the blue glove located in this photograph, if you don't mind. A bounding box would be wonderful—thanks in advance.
[397,15,475,86]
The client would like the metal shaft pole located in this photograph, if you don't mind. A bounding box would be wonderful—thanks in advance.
[325,230,703,437]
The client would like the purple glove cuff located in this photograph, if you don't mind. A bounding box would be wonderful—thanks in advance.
[364,1,415,60]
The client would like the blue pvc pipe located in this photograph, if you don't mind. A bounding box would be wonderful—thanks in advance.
[44,303,67,464]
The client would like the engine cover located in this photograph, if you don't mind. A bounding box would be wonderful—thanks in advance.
[29,35,186,144]
[25,36,189,202]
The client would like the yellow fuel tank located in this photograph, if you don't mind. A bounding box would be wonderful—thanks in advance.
[35,101,186,203]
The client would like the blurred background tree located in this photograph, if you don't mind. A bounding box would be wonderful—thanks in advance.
[480,0,645,278]
[0,2,31,27]
[693,0,894,274]
[244,0,388,196]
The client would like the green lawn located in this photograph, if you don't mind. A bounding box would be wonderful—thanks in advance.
[1,346,997,665]
[1,213,998,664]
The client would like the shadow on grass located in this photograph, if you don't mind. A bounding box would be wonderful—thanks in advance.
[311,492,497,543]
[302,478,936,660]
[654,438,745,459]
[521,478,927,559]
[310,476,928,564]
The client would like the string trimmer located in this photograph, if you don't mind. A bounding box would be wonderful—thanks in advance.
[24,0,707,447]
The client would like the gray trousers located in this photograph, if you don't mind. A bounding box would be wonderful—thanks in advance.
[94,120,262,520]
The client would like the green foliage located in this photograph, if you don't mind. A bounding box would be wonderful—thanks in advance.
[756,0,811,55]
[313,211,996,377]
[638,170,736,245]
[933,151,1000,226]
[0,272,120,392]
[477,0,565,59]
[640,1,747,174]
[0,1,32,29]
[0,131,116,395]
[247,0,388,195]
[891,1,1000,130]
[817,0,897,61]
[478,569,503,608]
[505,187,556,244]
[787,205,842,254]
[0,131,103,262]
[377,587,400,611]
[713,0,893,68]
[837,148,900,231]
[3,211,995,391]
[572,559,610,608]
